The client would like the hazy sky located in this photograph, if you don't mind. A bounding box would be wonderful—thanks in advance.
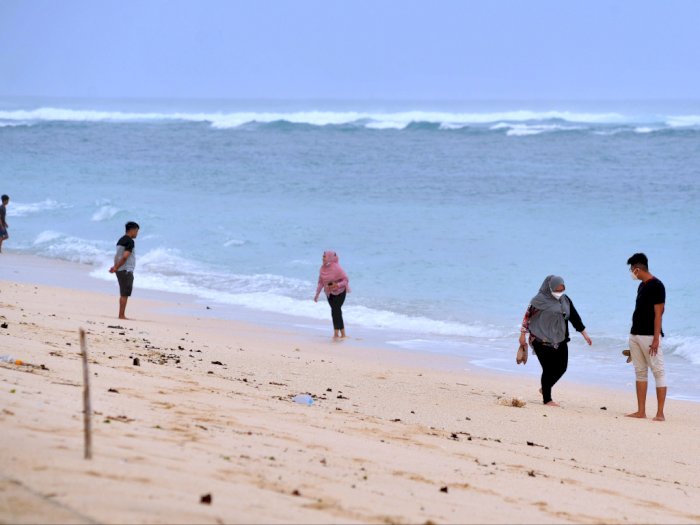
[1,0,698,100]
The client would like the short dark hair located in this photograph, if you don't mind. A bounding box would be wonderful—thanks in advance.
[125,221,140,232]
[1,195,8,202]
[627,252,648,271]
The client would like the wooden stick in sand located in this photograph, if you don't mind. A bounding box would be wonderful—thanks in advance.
[79,328,92,460]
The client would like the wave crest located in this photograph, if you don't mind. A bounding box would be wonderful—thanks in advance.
[665,336,700,365]
[0,106,636,130]
[31,230,111,265]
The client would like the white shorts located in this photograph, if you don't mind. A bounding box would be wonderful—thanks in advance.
[629,334,666,388]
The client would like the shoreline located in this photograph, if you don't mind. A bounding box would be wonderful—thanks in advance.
[0,252,523,380]
[5,251,693,404]
[1,262,700,522]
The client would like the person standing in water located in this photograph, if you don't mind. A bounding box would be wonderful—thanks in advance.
[109,221,140,320]
[0,194,10,253]
[626,253,667,422]
[519,275,592,406]
[314,251,350,339]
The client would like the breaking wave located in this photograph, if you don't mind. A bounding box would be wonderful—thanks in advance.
[1,106,688,131]
[7,199,70,217]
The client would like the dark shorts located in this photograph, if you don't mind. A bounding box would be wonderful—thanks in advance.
[0,227,7,238]
[116,271,134,297]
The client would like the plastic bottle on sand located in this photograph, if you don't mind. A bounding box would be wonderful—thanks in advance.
[0,355,23,365]
[292,394,314,406]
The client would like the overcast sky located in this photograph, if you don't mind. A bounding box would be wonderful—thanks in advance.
[1,0,698,100]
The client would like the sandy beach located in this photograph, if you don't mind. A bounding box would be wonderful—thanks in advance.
[1,259,700,524]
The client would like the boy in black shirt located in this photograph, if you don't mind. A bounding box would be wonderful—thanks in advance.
[626,253,667,421]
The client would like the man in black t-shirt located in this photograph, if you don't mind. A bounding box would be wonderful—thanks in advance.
[625,253,667,422]
[109,221,140,319]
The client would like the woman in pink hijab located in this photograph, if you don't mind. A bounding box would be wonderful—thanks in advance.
[314,251,350,339]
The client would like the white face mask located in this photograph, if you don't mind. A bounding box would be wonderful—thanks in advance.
[552,291,564,300]
[630,269,639,280]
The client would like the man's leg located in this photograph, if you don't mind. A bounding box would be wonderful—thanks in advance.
[627,381,648,418]
[627,335,649,418]
[654,387,667,421]
[650,348,667,421]
[116,271,133,320]
[119,296,129,319]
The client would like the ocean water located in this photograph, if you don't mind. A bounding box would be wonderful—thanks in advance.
[2,97,700,401]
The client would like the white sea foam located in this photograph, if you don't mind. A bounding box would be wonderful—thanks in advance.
[32,230,63,245]
[0,107,205,123]
[592,128,627,136]
[129,248,311,295]
[365,120,406,130]
[223,239,246,247]
[438,122,468,130]
[83,243,509,338]
[186,109,630,130]
[144,282,506,338]
[91,205,120,221]
[347,305,503,337]
[0,106,637,130]
[7,199,69,217]
[491,122,585,136]
[664,336,700,365]
[633,127,656,134]
[31,230,112,265]
[666,115,700,127]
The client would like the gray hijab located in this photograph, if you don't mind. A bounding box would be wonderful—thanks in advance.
[528,275,571,345]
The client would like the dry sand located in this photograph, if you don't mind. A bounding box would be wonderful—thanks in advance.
[1,274,699,524]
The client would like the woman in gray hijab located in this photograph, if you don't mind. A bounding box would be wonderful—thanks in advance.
[519,275,592,406]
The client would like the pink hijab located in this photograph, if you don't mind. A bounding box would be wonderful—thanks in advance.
[319,251,350,292]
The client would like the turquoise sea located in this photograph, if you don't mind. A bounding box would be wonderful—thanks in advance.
[2,97,699,400]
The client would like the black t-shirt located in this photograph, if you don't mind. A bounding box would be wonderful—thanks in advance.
[115,235,136,272]
[117,235,135,252]
[631,278,665,336]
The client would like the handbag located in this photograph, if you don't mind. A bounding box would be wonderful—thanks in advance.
[516,343,528,365]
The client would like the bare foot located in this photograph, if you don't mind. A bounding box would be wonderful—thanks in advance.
[625,411,647,418]
[544,401,560,407]
[652,415,665,422]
